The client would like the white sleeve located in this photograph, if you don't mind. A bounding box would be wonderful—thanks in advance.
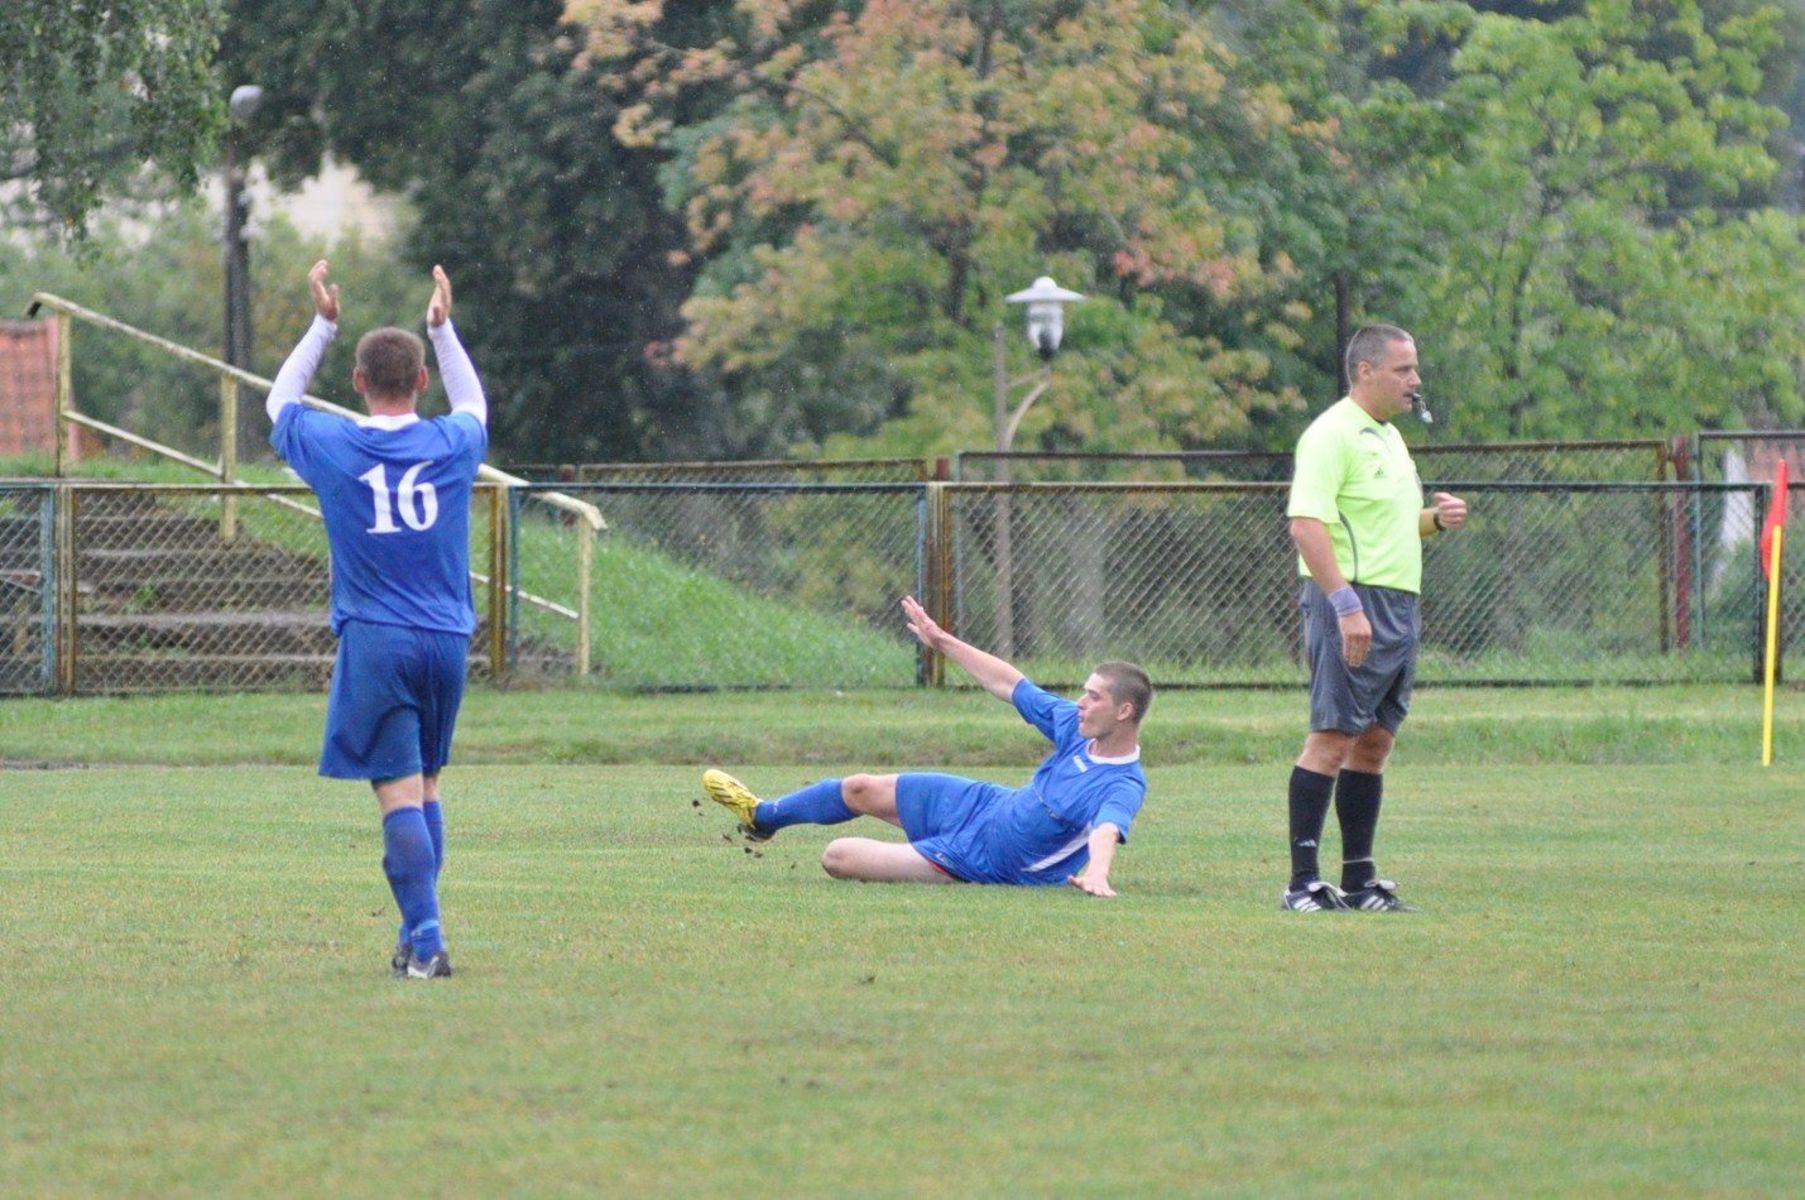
[429,319,487,427]
[266,315,337,422]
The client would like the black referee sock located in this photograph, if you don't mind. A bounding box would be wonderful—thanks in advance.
[1287,766,1335,888]
[1336,769,1383,891]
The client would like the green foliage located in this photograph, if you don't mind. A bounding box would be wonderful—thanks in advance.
[0,203,419,461]
[219,0,710,464]
[579,0,1320,458]
[1393,0,1805,437]
[0,0,225,238]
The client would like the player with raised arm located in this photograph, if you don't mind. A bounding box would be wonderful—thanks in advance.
[702,596,1150,896]
[267,260,488,978]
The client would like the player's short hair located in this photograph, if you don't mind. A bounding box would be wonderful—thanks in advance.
[356,327,426,398]
[1095,660,1153,724]
[1344,324,1413,384]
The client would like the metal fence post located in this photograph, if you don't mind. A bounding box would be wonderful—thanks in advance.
[576,523,593,677]
[918,483,952,687]
[220,375,239,542]
[1754,482,1768,686]
[38,489,56,691]
[53,312,72,477]
[488,486,507,679]
[54,483,77,694]
[508,488,523,675]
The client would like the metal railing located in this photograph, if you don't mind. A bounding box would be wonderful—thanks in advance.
[954,441,1675,483]
[25,292,606,673]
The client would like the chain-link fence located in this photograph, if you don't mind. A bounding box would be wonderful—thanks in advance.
[942,481,1782,688]
[0,485,55,693]
[511,482,926,689]
[954,441,1672,484]
[505,458,935,484]
[0,482,513,694]
[8,476,1799,694]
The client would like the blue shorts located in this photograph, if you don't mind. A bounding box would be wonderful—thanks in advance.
[897,773,1010,883]
[320,620,469,781]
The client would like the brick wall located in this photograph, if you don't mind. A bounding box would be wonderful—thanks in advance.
[0,320,57,459]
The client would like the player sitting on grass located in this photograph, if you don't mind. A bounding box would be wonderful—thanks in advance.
[703,596,1150,896]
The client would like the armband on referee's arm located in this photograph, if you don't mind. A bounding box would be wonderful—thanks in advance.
[1327,585,1364,617]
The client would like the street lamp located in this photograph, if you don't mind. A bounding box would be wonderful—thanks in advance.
[994,276,1084,454]
[989,275,1083,657]
[223,83,262,461]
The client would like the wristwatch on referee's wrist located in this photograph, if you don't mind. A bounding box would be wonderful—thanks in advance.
[1432,511,1447,532]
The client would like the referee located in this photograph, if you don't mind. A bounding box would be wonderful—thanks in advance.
[1281,325,1467,912]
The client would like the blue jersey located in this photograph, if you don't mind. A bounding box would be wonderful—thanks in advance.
[901,679,1147,885]
[272,407,487,635]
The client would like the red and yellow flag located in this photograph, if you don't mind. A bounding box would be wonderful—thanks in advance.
[1760,458,1789,579]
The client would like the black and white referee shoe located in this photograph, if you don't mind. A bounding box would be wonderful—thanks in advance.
[1280,880,1350,912]
[1342,879,1416,912]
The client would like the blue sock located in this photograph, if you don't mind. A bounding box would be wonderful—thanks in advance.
[398,801,446,948]
[382,807,444,959]
[422,800,445,882]
[754,778,855,832]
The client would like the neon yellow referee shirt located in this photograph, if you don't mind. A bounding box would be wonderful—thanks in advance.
[1286,398,1425,594]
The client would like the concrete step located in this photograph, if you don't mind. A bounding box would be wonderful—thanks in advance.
[75,546,326,586]
[83,576,331,611]
[77,610,338,656]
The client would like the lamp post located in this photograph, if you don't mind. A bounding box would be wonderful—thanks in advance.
[223,84,262,463]
[990,275,1083,657]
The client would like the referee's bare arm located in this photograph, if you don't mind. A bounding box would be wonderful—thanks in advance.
[1290,516,1372,668]
[900,594,1025,701]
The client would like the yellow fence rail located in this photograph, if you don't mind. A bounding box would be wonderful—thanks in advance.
[25,292,604,675]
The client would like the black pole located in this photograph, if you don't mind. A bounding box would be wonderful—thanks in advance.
[223,129,256,459]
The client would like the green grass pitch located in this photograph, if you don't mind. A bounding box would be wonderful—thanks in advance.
[1,687,1802,1196]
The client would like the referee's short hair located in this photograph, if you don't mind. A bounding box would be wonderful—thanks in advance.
[356,327,426,398]
[1344,324,1413,383]
[1095,661,1153,724]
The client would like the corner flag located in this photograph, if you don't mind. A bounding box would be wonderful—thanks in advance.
[1760,458,1789,581]
[1760,459,1788,766]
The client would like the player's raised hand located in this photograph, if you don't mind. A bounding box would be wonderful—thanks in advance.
[427,264,452,328]
[900,595,946,650]
[308,260,340,322]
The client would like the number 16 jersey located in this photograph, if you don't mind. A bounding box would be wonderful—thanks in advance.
[273,406,487,636]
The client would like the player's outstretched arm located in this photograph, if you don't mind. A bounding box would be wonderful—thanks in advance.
[266,260,339,422]
[900,594,1024,702]
[1067,824,1122,898]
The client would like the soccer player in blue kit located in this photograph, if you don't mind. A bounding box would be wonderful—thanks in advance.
[267,260,487,978]
[704,596,1151,896]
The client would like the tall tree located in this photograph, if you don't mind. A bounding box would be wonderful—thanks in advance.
[1403,0,1805,437]
[219,0,710,462]
[573,0,1323,456]
[1,0,224,237]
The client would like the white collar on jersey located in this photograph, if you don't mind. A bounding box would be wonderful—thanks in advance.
[1085,741,1141,765]
[356,413,421,429]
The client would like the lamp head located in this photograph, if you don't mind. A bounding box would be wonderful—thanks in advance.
[1006,276,1084,360]
[228,85,264,122]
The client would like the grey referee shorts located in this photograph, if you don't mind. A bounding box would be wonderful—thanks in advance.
[1300,581,1421,735]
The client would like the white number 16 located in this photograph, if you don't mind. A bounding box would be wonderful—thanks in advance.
[359,462,439,533]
